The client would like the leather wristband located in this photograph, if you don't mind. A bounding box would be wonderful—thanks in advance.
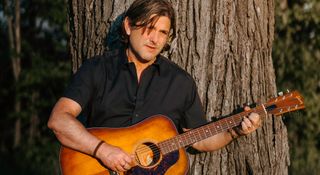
[93,140,105,157]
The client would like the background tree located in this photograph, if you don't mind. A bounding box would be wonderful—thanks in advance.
[0,0,69,174]
[273,0,320,174]
[3,0,22,148]
[68,0,288,174]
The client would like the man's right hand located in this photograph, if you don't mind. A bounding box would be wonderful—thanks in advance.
[96,142,135,172]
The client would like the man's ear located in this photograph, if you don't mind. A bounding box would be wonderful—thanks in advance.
[123,17,131,35]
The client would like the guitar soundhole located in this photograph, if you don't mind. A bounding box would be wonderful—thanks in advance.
[134,142,161,168]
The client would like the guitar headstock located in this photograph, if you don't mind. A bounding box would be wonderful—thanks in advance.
[264,91,305,116]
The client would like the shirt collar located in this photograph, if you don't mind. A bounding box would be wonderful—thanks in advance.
[119,48,163,75]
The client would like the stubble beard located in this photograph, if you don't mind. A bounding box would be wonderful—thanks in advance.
[129,41,162,63]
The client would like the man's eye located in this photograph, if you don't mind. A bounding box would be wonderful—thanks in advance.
[161,31,169,35]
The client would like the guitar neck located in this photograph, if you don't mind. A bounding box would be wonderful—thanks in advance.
[159,105,268,154]
[159,91,305,155]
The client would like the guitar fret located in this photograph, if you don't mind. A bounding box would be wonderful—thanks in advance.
[162,140,170,154]
[202,126,210,138]
[202,126,207,137]
[200,127,208,140]
[189,131,195,144]
[215,121,223,133]
[177,137,183,148]
[160,141,168,154]
[168,139,175,152]
[187,131,194,145]
[221,119,227,130]
[211,123,218,135]
[173,138,179,150]
[221,119,229,132]
[195,128,202,141]
[207,125,212,137]
[164,140,172,153]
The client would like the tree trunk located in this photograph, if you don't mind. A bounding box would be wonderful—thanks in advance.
[68,0,128,72]
[28,92,40,144]
[170,1,289,174]
[4,0,22,148]
[68,0,289,174]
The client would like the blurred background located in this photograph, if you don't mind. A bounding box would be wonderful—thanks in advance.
[0,0,319,174]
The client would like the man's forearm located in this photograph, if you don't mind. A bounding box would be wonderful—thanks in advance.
[192,131,233,152]
[49,113,100,155]
[47,97,101,156]
[192,112,261,152]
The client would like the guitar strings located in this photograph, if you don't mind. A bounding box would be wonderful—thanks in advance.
[134,116,246,156]
[134,107,267,156]
[133,122,244,158]
[132,104,300,157]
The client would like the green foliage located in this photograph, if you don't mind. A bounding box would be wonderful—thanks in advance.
[0,0,69,174]
[273,0,320,174]
[0,137,60,175]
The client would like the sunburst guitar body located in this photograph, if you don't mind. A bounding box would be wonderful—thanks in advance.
[60,115,188,175]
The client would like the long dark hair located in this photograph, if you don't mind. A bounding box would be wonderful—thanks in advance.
[122,0,176,44]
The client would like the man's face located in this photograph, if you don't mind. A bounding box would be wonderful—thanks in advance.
[124,16,171,63]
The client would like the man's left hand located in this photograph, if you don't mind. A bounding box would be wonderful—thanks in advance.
[233,106,262,136]
[238,112,261,135]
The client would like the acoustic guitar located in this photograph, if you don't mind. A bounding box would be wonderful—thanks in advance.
[60,91,305,175]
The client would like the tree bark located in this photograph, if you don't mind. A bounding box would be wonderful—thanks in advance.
[4,0,22,148]
[68,0,129,72]
[68,0,289,174]
[169,1,289,174]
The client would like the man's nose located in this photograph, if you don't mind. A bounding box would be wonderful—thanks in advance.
[148,30,159,44]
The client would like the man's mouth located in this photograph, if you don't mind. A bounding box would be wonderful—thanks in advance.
[145,45,157,51]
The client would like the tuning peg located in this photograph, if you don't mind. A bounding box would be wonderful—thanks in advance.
[278,91,283,96]
[286,89,290,93]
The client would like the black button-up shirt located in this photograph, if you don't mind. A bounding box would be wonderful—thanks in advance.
[64,49,207,130]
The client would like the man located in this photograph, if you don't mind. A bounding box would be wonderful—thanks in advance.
[48,0,261,173]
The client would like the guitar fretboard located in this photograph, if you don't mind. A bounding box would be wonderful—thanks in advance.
[158,105,267,154]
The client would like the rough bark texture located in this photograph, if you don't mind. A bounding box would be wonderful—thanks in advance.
[169,1,289,174]
[68,0,132,72]
[68,0,289,174]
